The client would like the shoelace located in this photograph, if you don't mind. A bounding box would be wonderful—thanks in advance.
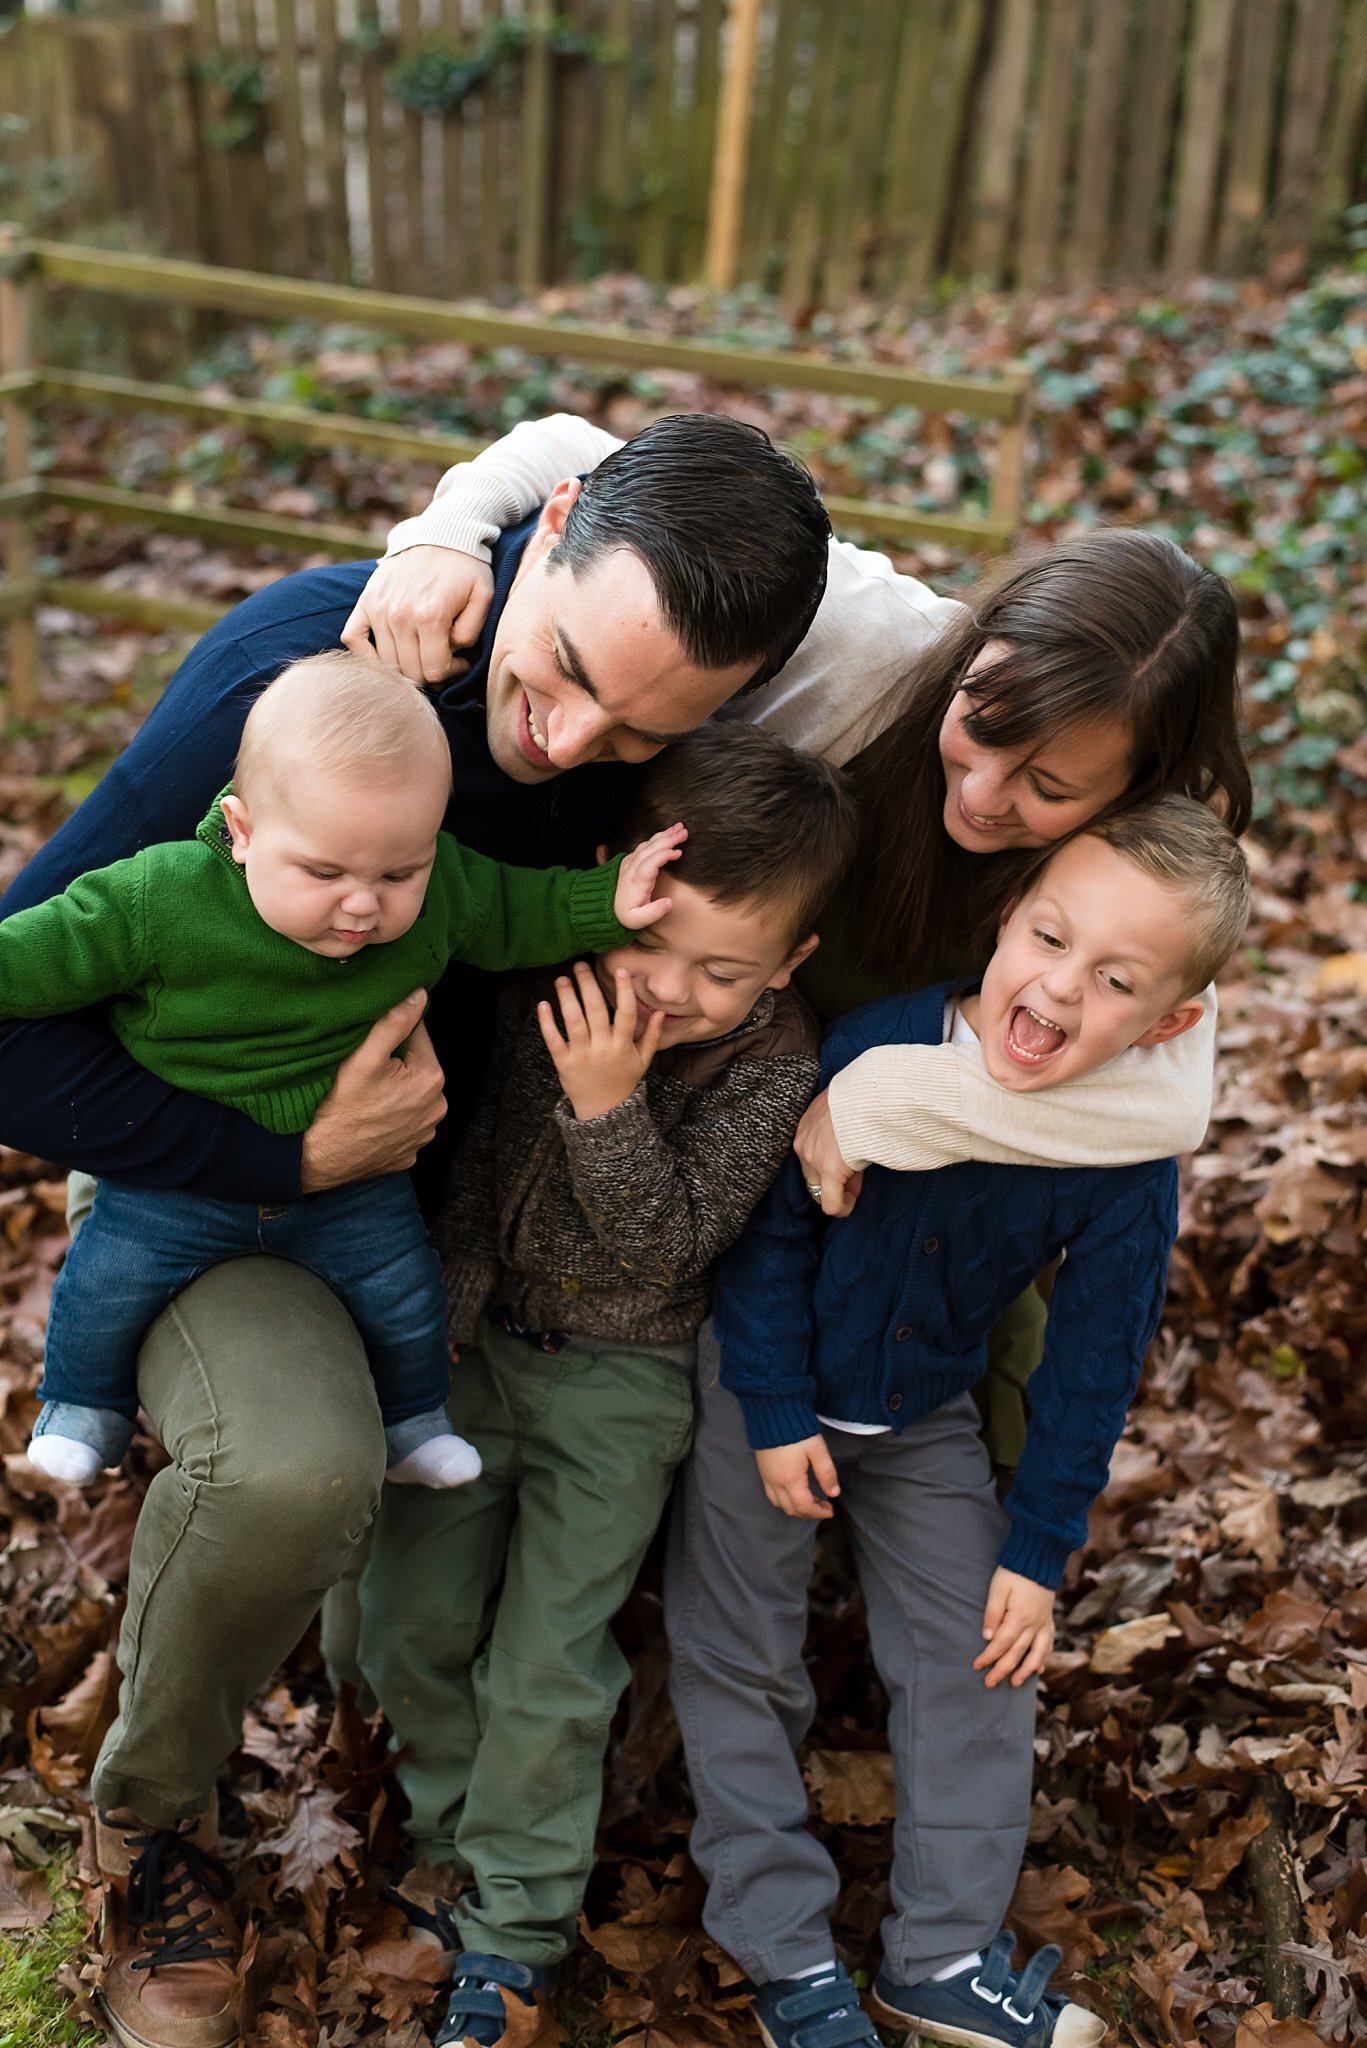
[123,1827,237,1975]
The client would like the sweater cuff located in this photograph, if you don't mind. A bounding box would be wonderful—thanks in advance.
[734,1389,824,1452]
[554,1078,651,1156]
[997,1516,1072,1591]
[568,856,628,954]
[384,494,500,564]
[827,1046,966,1173]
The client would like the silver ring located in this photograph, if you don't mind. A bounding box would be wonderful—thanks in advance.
[806,1182,823,1205]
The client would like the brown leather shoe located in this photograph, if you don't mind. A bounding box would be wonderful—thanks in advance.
[95,1806,242,2048]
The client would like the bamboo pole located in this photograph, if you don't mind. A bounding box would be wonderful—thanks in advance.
[704,0,763,289]
[0,225,38,717]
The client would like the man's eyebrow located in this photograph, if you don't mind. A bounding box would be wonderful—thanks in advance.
[554,621,692,748]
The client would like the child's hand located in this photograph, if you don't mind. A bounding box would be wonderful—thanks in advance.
[755,1436,840,1519]
[613,823,687,930]
[538,961,664,1121]
[973,1568,1055,1688]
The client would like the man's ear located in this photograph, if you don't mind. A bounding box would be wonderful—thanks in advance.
[1133,996,1206,1048]
[220,793,252,866]
[522,476,584,573]
[767,932,819,990]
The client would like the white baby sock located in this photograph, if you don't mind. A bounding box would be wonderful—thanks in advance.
[28,1434,106,1485]
[931,1952,982,1982]
[387,1432,483,1489]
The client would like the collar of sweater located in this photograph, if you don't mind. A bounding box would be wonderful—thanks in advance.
[196,785,242,872]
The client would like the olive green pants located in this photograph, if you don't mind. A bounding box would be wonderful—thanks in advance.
[355,1320,696,1967]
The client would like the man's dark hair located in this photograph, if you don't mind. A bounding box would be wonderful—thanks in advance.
[553,413,831,690]
[612,721,857,944]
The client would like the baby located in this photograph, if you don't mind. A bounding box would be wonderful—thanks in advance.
[0,651,680,1489]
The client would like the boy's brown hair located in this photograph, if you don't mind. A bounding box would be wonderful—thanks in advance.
[1082,795,1250,995]
[613,723,857,946]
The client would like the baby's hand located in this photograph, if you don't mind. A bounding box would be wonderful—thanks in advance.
[613,822,687,930]
[755,1436,840,1520]
[973,1567,1055,1688]
[538,961,664,1121]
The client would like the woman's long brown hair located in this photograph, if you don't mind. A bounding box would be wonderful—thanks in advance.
[845,529,1251,987]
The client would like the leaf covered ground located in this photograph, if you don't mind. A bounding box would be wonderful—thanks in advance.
[1,257,1365,2048]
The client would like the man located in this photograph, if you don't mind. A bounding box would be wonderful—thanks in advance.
[1,414,863,2048]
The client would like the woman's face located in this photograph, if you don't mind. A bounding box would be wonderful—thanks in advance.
[938,640,1136,853]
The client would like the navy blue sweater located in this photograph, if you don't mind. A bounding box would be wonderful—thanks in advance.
[713,986,1179,1587]
[0,517,640,1207]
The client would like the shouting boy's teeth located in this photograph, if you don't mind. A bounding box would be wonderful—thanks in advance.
[1006,1005,1067,1063]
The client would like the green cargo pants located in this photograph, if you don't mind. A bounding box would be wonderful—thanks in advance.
[73,1162,388,1826]
[355,1319,696,1968]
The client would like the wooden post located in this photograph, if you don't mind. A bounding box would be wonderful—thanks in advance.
[519,0,554,294]
[988,396,1031,541]
[704,0,762,289]
[0,225,38,716]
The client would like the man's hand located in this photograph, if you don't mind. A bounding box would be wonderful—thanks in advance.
[340,545,495,682]
[538,962,663,1122]
[614,822,687,930]
[755,1435,840,1519]
[301,992,447,1191]
[794,1089,863,1216]
[973,1568,1055,1689]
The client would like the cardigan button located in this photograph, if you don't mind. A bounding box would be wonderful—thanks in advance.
[888,1393,903,1411]
[922,1236,940,1254]
[894,1325,912,1342]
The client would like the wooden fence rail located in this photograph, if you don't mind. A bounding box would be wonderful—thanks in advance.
[1,0,1364,305]
[0,230,1030,713]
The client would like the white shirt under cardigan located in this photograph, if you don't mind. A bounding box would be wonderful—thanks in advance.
[382,413,1218,1171]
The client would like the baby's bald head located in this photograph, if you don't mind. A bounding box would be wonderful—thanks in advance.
[234,649,452,817]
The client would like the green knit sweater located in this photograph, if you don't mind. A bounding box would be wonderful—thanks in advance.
[0,794,628,1135]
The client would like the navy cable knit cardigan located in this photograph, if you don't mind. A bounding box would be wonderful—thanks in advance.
[713,983,1179,1588]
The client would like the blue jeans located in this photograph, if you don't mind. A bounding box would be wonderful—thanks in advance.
[36,1174,449,1461]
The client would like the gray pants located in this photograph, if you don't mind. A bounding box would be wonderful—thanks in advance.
[663,1357,1036,1989]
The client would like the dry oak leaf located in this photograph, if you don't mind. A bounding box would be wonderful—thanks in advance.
[254,1787,363,1895]
[582,1918,696,1976]
[1188,1797,1271,1891]
[1215,1476,1284,1570]
[1313,951,1367,996]
[0,1840,54,1929]
[802,1748,896,1826]
[1089,1612,1182,1673]
[1232,2009,1324,2048]
[1255,1152,1349,1243]
[1005,1865,1105,1974]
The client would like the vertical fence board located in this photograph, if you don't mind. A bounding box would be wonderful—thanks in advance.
[638,0,679,281]
[1215,0,1284,271]
[1016,0,1086,285]
[877,0,943,293]
[312,0,352,282]
[396,0,427,287]
[1065,0,1132,281]
[824,0,902,302]
[682,0,723,277]
[273,0,312,277]
[1273,0,1342,248]
[359,0,394,287]
[737,0,793,281]
[1167,0,1239,277]
[965,0,1037,282]
[908,0,986,293]
[520,0,554,292]
[1320,0,1367,239]
[1116,0,1183,276]
[479,0,507,291]
[780,0,845,306]
[597,0,634,269]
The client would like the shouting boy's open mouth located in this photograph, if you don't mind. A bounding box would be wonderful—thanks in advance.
[1005,1005,1068,1066]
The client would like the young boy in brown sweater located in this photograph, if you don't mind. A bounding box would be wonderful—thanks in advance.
[354,721,858,2048]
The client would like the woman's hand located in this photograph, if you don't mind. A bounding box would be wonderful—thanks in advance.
[613,823,687,929]
[301,993,447,1190]
[794,1089,863,1217]
[973,1568,1055,1688]
[755,1435,840,1519]
[538,962,664,1122]
[341,545,495,682]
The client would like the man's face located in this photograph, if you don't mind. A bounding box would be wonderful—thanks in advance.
[969,835,1205,1092]
[484,485,757,784]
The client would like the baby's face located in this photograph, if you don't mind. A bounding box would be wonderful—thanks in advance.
[594,877,814,1050]
[972,835,1205,1092]
[223,766,448,958]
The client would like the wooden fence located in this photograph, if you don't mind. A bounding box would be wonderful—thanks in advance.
[1,0,1364,305]
[0,229,1030,712]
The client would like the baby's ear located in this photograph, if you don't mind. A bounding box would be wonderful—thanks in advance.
[595,843,610,867]
[220,793,252,865]
[1133,995,1206,1047]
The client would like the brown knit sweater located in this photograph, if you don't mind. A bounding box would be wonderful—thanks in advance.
[437,973,821,1348]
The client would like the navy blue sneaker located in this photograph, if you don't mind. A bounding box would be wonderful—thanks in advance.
[870,1934,1105,2047]
[435,1951,557,2048]
[751,1967,884,2048]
